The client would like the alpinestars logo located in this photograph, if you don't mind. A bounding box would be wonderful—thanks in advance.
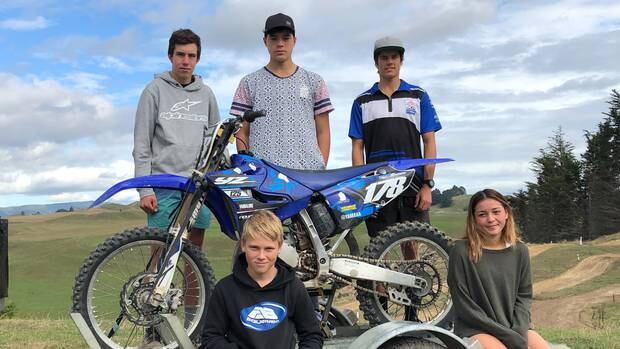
[171,99,201,111]
[240,302,287,331]
[160,98,209,121]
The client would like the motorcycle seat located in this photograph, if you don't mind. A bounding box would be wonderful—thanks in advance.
[263,161,389,191]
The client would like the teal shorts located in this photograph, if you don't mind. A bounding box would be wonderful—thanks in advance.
[147,189,212,230]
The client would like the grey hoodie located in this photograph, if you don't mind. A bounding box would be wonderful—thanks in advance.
[133,71,220,197]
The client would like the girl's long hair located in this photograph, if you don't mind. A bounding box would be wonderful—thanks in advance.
[465,189,519,263]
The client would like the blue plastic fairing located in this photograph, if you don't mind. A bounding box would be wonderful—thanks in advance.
[275,196,312,221]
[388,158,453,171]
[260,165,314,200]
[90,174,193,207]
[202,178,239,239]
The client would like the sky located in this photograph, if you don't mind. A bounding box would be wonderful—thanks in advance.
[1,0,619,207]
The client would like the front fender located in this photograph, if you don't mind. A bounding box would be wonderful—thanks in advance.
[91,174,240,240]
[91,174,193,207]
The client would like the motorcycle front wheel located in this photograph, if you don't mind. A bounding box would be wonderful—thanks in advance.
[356,221,453,329]
[72,227,215,349]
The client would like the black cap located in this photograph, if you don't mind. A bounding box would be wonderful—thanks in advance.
[264,13,295,35]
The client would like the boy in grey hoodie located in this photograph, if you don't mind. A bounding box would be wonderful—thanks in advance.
[132,28,220,247]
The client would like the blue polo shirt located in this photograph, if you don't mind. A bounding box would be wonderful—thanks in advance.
[349,79,441,162]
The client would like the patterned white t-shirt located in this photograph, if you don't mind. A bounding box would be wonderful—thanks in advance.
[230,67,334,170]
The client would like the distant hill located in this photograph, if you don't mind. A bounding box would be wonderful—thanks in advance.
[431,194,471,213]
[0,201,93,217]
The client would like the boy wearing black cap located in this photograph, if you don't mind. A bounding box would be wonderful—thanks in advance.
[230,13,333,171]
[348,36,442,238]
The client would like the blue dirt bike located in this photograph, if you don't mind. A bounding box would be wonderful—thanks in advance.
[72,111,454,349]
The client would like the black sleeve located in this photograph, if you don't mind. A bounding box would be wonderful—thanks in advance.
[201,282,240,349]
[291,279,323,349]
[511,244,532,338]
[448,245,527,349]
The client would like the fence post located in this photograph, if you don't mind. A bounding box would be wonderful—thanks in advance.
[0,218,8,312]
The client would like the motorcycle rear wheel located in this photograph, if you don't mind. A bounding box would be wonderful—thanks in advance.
[72,227,215,349]
[356,221,453,328]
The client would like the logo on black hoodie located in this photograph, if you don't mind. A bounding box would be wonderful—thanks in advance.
[240,301,287,331]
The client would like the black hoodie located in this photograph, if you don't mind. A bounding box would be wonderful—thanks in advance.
[201,254,323,349]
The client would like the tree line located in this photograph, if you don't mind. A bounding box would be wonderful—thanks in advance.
[432,185,467,208]
[509,90,620,243]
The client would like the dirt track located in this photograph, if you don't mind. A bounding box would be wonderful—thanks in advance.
[528,244,554,258]
[532,285,620,329]
[599,239,620,247]
[533,254,620,295]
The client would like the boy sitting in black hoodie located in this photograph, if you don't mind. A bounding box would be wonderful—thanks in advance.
[201,210,323,349]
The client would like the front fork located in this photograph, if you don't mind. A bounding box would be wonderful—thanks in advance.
[150,175,208,306]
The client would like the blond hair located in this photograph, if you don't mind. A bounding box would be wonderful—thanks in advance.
[241,210,283,246]
[465,189,519,263]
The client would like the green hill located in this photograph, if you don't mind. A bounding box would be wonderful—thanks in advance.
[429,194,469,238]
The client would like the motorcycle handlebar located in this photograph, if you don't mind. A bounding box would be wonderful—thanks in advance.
[242,110,266,123]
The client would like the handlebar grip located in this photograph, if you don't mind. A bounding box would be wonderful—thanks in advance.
[242,110,266,123]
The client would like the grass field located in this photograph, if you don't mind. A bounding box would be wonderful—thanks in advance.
[1,196,619,348]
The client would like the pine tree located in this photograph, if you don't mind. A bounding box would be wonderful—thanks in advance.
[431,189,442,206]
[508,190,531,239]
[524,128,583,242]
[582,90,620,238]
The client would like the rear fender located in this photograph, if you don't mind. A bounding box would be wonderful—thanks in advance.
[387,158,453,171]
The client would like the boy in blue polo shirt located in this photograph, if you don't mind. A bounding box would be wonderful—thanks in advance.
[348,36,442,238]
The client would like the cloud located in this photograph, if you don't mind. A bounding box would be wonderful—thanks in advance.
[33,27,147,65]
[524,30,620,74]
[97,56,132,72]
[0,15,50,30]
[62,72,108,91]
[0,72,136,203]
[0,160,133,195]
[0,73,132,147]
[464,0,620,44]
[192,0,496,58]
